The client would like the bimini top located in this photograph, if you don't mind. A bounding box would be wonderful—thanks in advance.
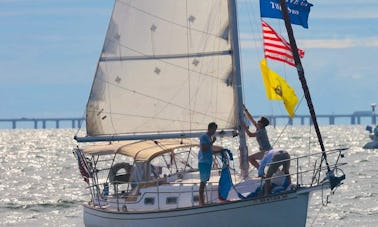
[80,139,199,162]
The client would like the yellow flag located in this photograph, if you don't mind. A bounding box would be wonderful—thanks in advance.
[260,59,298,118]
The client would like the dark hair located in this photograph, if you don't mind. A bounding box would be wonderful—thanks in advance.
[208,122,218,130]
[258,116,269,127]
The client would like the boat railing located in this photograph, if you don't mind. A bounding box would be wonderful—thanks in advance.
[86,180,220,211]
[84,147,347,211]
[264,147,347,187]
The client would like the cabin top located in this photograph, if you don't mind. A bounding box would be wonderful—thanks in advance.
[80,138,202,162]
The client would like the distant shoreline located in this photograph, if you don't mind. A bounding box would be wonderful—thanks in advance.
[0,113,376,129]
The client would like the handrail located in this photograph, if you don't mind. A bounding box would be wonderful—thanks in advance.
[83,147,347,211]
[266,148,347,166]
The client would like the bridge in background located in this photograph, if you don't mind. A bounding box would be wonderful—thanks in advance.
[0,117,85,129]
[269,112,376,127]
[0,111,376,129]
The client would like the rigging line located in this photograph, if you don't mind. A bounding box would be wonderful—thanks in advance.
[238,3,246,105]
[83,0,118,138]
[153,141,178,174]
[184,1,229,123]
[238,1,250,105]
[279,0,330,173]
[131,30,190,132]
[74,109,86,137]
[271,95,305,147]
[132,81,196,132]
[130,4,207,135]
[109,37,230,81]
[310,203,325,227]
[99,51,232,62]
[117,0,225,39]
[104,35,125,136]
[87,110,233,129]
[214,1,224,121]
[308,119,313,165]
[185,0,193,134]
[276,20,291,81]
[104,64,118,135]
[88,110,204,125]
[246,0,264,60]
[96,77,235,125]
[150,18,156,57]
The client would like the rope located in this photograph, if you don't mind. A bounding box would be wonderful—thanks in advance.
[271,95,305,147]
[118,0,225,39]
[74,110,86,137]
[309,203,324,227]
[93,77,234,126]
[279,0,331,173]
[153,140,176,174]
[185,0,193,134]
[93,2,235,133]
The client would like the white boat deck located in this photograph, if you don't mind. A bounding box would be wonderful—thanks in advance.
[91,170,292,212]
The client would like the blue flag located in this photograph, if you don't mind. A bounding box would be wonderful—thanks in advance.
[260,0,313,29]
[218,149,233,201]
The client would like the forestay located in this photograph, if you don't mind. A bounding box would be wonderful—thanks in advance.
[86,0,236,136]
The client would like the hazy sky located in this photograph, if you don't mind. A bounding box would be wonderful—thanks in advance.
[1,0,377,119]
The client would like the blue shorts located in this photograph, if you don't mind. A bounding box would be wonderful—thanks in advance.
[199,163,211,182]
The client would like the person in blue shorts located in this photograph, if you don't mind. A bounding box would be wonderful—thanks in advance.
[198,122,218,206]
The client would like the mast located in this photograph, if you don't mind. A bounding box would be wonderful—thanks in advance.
[228,0,249,178]
[279,0,331,172]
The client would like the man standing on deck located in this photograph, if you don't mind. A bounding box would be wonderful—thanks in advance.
[198,122,218,206]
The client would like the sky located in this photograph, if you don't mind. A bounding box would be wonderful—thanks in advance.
[1,0,377,120]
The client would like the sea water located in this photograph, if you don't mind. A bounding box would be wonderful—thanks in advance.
[0,126,377,226]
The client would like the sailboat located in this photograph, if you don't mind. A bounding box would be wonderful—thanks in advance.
[73,0,346,226]
[363,125,378,149]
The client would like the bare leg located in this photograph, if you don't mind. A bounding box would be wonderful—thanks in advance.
[248,151,265,169]
[264,179,271,196]
[248,155,259,169]
[199,182,206,206]
[285,172,292,186]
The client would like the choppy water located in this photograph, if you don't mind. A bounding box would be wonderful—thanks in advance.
[0,126,377,226]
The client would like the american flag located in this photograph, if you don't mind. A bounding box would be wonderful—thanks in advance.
[73,149,91,184]
[262,20,305,67]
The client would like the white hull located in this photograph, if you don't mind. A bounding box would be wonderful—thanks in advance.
[83,189,312,227]
[363,141,378,149]
[363,134,378,149]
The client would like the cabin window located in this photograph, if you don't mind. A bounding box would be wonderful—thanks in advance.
[193,195,199,203]
[144,197,155,205]
[166,197,178,205]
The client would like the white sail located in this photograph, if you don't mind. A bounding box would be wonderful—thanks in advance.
[86,0,236,136]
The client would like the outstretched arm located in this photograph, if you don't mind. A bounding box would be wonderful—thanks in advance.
[241,121,257,137]
[243,104,258,128]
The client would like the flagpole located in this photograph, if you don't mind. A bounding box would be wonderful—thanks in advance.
[278,0,331,172]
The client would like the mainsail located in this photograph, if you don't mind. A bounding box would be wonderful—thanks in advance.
[86,0,237,136]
